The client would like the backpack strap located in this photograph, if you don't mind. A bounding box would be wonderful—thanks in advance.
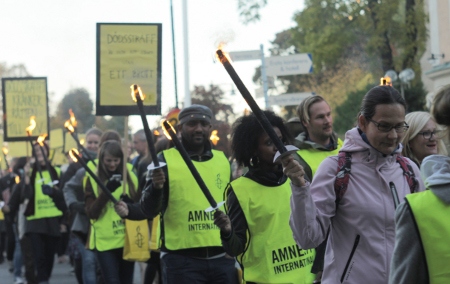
[334,151,352,207]
[395,156,419,193]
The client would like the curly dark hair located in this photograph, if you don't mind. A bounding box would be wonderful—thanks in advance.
[231,111,292,167]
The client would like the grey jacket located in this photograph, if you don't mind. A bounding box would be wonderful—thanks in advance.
[390,155,450,284]
[63,167,90,235]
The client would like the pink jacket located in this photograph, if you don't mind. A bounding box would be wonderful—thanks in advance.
[289,127,425,284]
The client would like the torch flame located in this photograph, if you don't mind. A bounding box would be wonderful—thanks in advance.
[69,148,80,163]
[130,84,146,102]
[2,147,8,155]
[153,129,160,136]
[26,116,37,135]
[64,120,75,133]
[216,43,232,64]
[210,130,220,146]
[37,134,48,147]
[69,109,78,128]
[80,138,85,145]
[380,76,392,86]
[161,120,176,140]
[15,176,21,184]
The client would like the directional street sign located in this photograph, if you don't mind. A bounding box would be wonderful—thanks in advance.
[268,92,315,106]
[228,50,261,62]
[265,53,313,76]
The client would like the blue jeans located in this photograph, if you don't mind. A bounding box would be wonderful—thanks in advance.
[161,253,237,284]
[95,248,134,284]
[73,236,97,284]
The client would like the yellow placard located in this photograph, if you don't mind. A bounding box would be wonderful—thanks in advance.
[50,148,68,166]
[64,133,85,153]
[2,77,49,141]
[50,129,64,149]
[5,142,29,158]
[96,23,162,115]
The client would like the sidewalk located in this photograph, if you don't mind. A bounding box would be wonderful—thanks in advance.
[0,257,143,284]
[0,256,78,284]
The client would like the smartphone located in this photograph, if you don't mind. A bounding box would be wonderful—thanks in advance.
[111,174,122,181]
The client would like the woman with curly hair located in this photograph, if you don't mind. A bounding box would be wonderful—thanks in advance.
[214,110,316,284]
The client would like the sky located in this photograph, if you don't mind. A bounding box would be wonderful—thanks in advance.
[1,0,304,132]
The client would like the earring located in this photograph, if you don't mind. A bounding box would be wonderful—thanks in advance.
[249,156,259,167]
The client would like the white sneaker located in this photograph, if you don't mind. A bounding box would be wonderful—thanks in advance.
[14,276,24,284]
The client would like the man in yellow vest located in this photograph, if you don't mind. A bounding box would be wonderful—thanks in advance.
[295,95,343,181]
[295,95,343,282]
[140,104,236,284]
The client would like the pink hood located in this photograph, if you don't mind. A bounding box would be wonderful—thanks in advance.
[290,127,425,284]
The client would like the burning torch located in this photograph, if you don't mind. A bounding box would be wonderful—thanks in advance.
[161,120,224,212]
[64,113,96,166]
[130,84,165,169]
[2,147,10,170]
[36,134,55,176]
[25,116,44,181]
[216,48,298,162]
[69,149,118,204]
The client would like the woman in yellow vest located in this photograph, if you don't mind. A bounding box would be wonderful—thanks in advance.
[390,85,450,283]
[214,111,316,284]
[84,140,138,284]
[25,142,67,283]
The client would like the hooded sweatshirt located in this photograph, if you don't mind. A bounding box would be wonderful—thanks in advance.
[389,155,450,284]
[289,127,425,284]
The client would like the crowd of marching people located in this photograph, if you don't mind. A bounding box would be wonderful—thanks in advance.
[0,82,449,284]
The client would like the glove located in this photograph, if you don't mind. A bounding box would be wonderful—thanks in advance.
[42,184,54,196]
[105,178,121,193]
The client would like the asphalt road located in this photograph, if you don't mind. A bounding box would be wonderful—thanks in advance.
[0,256,144,284]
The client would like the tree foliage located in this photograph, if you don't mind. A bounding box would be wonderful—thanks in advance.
[52,88,95,132]
[190,84,235,157]
[244,0,427,124]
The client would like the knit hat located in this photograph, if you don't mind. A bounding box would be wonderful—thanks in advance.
[178,104,213,124]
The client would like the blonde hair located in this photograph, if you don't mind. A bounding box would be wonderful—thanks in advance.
[401,111,447,165]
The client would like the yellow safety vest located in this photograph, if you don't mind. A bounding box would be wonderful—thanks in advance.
[27,168,62,220]
[297,138,343,178]
[162,148,230,250]
[230,177,316,283]
[88,168,138,252]
[406,190,450,283]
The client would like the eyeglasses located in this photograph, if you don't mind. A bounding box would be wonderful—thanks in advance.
[417,130,446,140]
[368,119,409,133]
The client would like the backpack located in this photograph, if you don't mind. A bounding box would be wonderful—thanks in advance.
[334,151,419,206]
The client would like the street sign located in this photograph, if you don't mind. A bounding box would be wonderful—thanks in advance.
[268,92,315,106]
[265,53,313,76]
[229,50,261,62]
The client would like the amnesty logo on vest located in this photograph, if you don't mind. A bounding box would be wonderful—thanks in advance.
[272,244,314,275]
[187,210,219,231]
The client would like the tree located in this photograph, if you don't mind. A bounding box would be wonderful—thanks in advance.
[245,0,427,122]
[51,88,95,132]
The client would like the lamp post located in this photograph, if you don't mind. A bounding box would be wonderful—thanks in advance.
[385,68,415,99]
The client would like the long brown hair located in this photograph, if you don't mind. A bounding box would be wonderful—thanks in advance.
[97,140,137,200]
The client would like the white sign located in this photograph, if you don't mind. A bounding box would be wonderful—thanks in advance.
[268,92,315,106]
[229,50,261,62]
[265,54,313,76]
